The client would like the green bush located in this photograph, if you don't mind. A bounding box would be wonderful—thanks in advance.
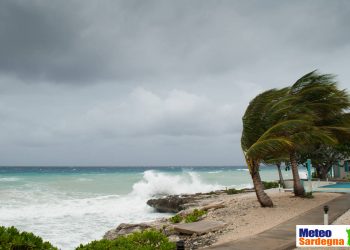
[184,209,207,223]
[303,192,314,199]
[0,226,58,250]
[262,181,279,189]
[224,188,243,195]
[76,229,176,250]
[169,214,182,224]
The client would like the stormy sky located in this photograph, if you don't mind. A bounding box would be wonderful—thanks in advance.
[1,0,349,166]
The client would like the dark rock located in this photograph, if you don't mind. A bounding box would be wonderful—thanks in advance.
[147,195,195,213]
[103,223,151,240]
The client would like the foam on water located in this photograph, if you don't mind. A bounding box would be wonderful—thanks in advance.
[207,170,223,174]
[0,169,231,250]
[0,166,293,249]
[0,177,21,182]
[132,170,224,197]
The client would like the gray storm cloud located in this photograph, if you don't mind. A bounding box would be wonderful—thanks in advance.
[0,0,349,165]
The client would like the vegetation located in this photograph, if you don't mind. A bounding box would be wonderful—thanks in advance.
[76,229,175,250]
[184,209,207,223]
[262,181,279,190]
[0,226,175,250]
[169,209,207,224]
[225,188,244,195]
[241,71,350,206]
[0,226,58,250]
[275,162,285,188]
[169,214,182,224]
[303,192,314,199]
[298,143,350,179]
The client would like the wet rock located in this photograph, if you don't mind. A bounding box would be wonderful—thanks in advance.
[147,195,196,213]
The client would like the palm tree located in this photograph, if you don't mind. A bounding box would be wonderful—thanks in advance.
[264,157,287,187]
[242,88,290,207]
[243,71,350,198]
[275,162,284,187]
[286,71,350,195]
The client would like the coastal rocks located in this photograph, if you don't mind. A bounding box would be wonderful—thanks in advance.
[104,190,229,249]
[147,191,225,213]
[174,220,226,235]
[147,195,196,213]
[184,232,218,249]
[103,223,151,240]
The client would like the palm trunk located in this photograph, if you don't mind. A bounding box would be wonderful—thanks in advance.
[289,150,305,197]
[320,167,330,180]
[276,162,285,188]
[249,161,273,207]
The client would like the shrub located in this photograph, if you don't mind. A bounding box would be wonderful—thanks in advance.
[262,181,279,189]
[169,214,182,224]
[224,188,243,195]
[0,226,58,250]
[76,229,176,250]
[303,192,314,199]
[184,209,207,223]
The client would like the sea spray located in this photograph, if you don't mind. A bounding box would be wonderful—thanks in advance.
[131,170,223,197]
[0,166,286,249]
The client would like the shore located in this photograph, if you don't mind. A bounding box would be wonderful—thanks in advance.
[203,190,340,247]
[105,189,341,249]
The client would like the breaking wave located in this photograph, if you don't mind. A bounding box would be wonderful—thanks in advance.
[132,170,223,197]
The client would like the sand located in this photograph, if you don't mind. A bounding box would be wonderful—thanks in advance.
[203,189,341,246]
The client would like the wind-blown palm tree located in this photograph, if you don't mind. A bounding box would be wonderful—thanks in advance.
[286,71,350,195]
[242,71,350,200]
[242,88,291,207]
[264,157,288,187]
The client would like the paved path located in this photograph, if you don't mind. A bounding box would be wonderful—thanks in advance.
[205,193,350,250]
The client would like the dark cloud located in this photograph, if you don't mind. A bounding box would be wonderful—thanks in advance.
[0,0,349,165]
[1,0,349,84]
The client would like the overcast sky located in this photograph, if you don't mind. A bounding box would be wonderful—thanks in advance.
[0,0,349,166]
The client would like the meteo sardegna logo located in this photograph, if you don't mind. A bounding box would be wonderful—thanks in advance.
[296,225,350,248]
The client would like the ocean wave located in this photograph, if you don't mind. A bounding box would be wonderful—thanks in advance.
[131,170,223,197]
[0,191,157,250]
[207,170,223,174]
[236,168,249,172]
[76,178,93,182]
[0,177,20,182]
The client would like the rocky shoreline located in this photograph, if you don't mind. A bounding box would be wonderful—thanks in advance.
[103,190,341,250]
[103,189,253,249]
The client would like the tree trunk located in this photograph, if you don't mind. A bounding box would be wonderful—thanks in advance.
[289,151,305,197]
[276,162,285,188]
[320,166,331,180]
[249,162,273,207]
[315,164,330,180]
[315,165,322,179]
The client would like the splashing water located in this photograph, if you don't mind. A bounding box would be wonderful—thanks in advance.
[0,166,292,249]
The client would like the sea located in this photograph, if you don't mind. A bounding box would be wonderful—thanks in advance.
[0,166,298,249]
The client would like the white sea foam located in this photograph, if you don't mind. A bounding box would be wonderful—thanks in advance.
[0,170,226,250]
[236,168,249,172]
[0,190,156,249]
[0,167,283,250]
[207,170,223,174]
[131,170,223,197]
[76,178,93,182]
[0,177,20,182]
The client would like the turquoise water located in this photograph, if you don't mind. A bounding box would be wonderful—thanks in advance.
[320,183,350,188]
[0,166,294,249]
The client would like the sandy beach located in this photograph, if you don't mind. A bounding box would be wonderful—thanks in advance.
[196,190,341,247]
[107,189,343,249]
